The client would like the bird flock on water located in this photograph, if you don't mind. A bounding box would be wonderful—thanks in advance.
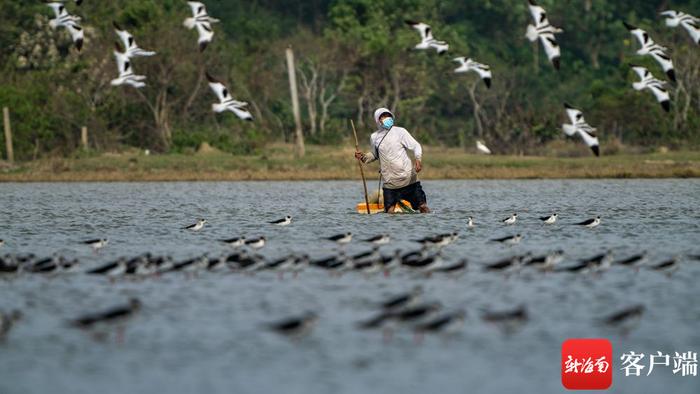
[41,1,699,157]
[2,212,698,342]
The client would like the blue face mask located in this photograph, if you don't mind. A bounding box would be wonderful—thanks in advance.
[382,118,394,130]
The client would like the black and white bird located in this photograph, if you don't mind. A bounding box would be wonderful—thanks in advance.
[483,255,524,272]
[563,104,600,157]
[624,22,676,82]
[614,252,647,267]
[166,255,208,274]
[86,258,127,277]
[476,140,492,155]
[364,234,391,246]
[566,251,614,273]
[113,22,156,58]
[47,2,84,51]
[661,10,700,45]
[490,234,523,246]
[220,237,246,248]
[326,232,353,245]
[270,216,292,226]
[206,73,254,121]
[431,260,468,276]
[649,257,679,274]
[524,250,564,271]
[245,236,267,250]
[83,238,108,251]
[414,232,459,248]
[540,213,558,224]
[525,0,563,70]
[0,310,22,342]
[414,310,466,336]
[602,304,645,333]
[502,213,518,225]
[453,57,492,88]
[71,298,141,329]
[184,1,219,51]
[391,303,442,326]
[575,216,601,228]
[467,217,475,229]
[268,312,318,339]
[630,64,671,113]
[0,240,5,248]
[405,20,449,54]
[481,305,529,332]
[379,287,423,311]
[183,219,207,231]
[111,44,147,89]
[402,253,444,272]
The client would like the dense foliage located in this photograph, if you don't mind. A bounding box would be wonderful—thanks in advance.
[1,0,699,159]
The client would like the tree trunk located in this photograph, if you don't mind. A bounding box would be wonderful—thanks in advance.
[285,47,304,157]
[467,81,484,138]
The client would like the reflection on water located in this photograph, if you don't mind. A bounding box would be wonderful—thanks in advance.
[1,180,699,394]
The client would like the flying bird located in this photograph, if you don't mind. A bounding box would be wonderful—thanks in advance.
[476,140,492,155]
[562,104,600,157]
[113,22,156,58]
[525,0,563,70]
[111,44,147,88]
[46,2,84,51]
[624,22,676,82]
[206,73,254,121]
[405,20,449,55]
[630,65,671,113]
[661,10,700,45]
[453,57,492,88]
[184,1,219,51]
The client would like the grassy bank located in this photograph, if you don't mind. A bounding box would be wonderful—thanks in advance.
[0,145,699,182]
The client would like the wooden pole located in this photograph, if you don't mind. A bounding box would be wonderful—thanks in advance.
[286,46,305,157]
[81,126,88,150]
[3,107,14,163]
[351,120,371,215]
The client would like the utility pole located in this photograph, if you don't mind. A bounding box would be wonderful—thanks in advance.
[81,126,88,150]
[286,46,305,157]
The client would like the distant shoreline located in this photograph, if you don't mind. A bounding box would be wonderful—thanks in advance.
[1,146,698,182]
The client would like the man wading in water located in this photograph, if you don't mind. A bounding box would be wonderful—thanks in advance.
[354,108,431,214]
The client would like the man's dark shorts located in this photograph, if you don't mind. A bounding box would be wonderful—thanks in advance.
[383,182,427,212]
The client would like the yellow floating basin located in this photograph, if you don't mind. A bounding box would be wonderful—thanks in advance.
[356,200,415,214]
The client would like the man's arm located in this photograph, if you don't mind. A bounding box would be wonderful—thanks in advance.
[354,133,378,164]
[400,129,423,172]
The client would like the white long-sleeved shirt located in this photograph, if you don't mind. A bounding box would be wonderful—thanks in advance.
[362,126,423,189]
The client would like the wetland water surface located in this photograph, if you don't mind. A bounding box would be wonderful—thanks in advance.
[1,180,699,394]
